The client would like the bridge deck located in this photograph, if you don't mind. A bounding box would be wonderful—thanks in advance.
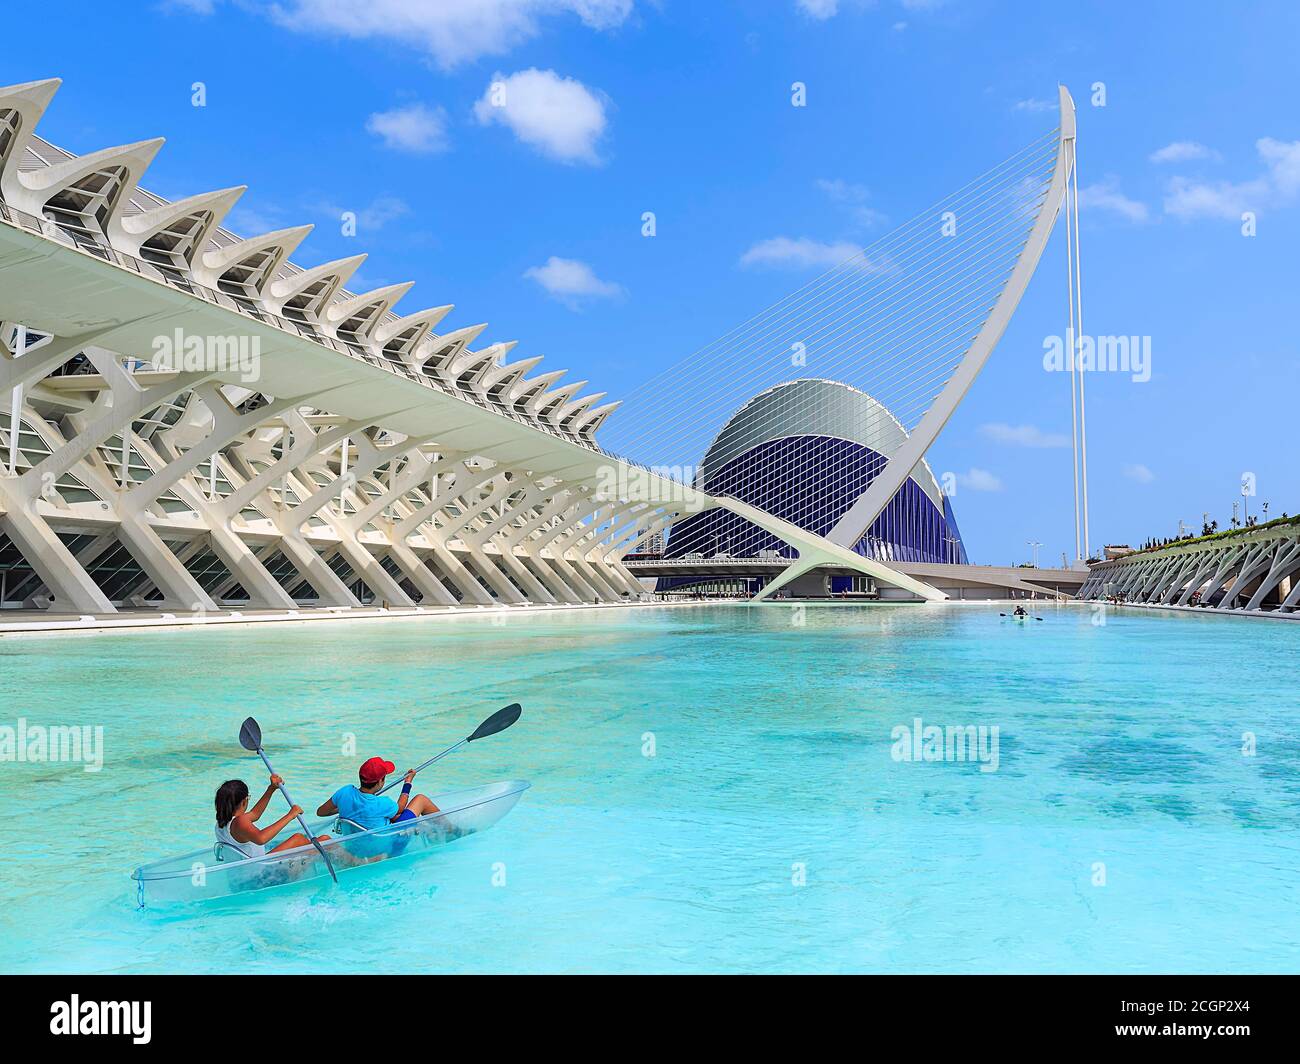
[625,557,1087,598]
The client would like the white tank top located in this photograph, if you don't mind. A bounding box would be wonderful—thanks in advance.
[215,817,265,859]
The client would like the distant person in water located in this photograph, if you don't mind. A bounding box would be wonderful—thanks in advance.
[214,776,330,858]
[1013,604,1028,617]
[316,756,441,830]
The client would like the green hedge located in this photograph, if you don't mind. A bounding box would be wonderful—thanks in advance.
[1121,513,1300,559]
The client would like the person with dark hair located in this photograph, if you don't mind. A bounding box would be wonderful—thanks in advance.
[214,775,330,859]
[315,756,441,830]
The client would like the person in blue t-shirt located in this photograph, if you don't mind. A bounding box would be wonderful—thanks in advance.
[316,756,442,830]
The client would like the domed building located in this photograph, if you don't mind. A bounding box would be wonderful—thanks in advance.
[659,379,967,593]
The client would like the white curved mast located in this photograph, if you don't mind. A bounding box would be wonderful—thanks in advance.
[822,84,1077,555]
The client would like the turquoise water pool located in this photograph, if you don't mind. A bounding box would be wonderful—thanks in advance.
[1,602,1297,973]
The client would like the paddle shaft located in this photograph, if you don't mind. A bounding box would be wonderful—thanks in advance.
[252,747,338,882]
[377,738,467,796]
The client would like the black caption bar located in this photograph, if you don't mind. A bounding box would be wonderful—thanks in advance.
[0,974,1291,1051]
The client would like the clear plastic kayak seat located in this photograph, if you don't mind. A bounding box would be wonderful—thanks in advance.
[214,840,254,862]
[132,780,529,906]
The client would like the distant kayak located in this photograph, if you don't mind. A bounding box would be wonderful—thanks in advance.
[132,780,529,907]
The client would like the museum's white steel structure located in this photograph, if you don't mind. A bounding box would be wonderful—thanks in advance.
[0,79,1074,617]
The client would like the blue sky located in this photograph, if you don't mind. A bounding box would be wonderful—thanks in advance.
[6,0,1299,565]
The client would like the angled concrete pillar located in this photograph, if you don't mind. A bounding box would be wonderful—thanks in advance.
[1245,541,1300,611]
[0,489,113,612]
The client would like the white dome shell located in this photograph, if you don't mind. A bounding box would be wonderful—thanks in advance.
[699,378,943,505]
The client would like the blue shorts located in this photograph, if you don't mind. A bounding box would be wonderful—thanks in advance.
[393,808,417,823]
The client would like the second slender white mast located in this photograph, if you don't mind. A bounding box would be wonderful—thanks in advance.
[1062,91,1090,562]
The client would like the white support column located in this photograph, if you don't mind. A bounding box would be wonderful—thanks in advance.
[6,323,24,476]
[0,491,114,612]
[19,349,210,492]
[384,539,460,606]
[1196,546,1249,606]
[1175,554,1221,605]
[1218,544,1274,610]
[1155,557,1197,603]
[541,551,601,602]
[388,471,492,605]
[1245,541,1300,611]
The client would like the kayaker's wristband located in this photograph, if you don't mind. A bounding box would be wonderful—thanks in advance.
[401,782,412,796]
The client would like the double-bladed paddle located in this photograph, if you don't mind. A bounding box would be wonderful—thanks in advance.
[238,716,338,883]
[377,703,522,796]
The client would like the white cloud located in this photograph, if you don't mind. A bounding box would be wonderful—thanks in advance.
[796,0,937,19]
[226,203,284,235]
[1163,177,1256,221]
[815,177,868,202]
[1164,137,1300,220]
[957,468,1003,492]
[795,0,839,18]
[1124,463,1155,484]
[1079,177,1149,223]
[366,104,450,154]
[310,195,411,231]
[980,423,1070,449]
[347,271,389,292]
[738,236,867,270]
[524,256,623,308]
[474,69,609,165]
[357,195,411,229]
[1149,141,1220,164]
[261,0,633,69]
[816,178,886,228]
[1260,136,1300,197]
[1013,98,1056,114]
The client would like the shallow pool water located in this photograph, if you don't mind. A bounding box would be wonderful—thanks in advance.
[1,602,1297,973]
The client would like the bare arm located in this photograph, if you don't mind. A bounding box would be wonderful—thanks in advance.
[316,797,338,817]
[247,775,283,822]
[231,806,304,846]
[391,770,416,820]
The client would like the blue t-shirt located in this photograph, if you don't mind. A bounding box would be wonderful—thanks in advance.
[332,785,399,830]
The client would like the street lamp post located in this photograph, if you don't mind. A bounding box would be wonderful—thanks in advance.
[1027,540,1043,568]
[943,533,958,565]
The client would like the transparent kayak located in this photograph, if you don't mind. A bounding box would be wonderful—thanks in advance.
[132,780,529,906]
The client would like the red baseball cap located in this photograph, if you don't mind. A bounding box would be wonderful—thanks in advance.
[359,756,396,784]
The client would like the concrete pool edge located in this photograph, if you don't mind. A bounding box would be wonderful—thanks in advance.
[6,595,1296,640]
[0,597,737,639]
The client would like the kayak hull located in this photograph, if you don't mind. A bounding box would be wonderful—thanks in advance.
[132,779,529,906]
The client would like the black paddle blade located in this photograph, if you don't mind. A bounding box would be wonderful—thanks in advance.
[238,717,263,752]
[469,703,521,743]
